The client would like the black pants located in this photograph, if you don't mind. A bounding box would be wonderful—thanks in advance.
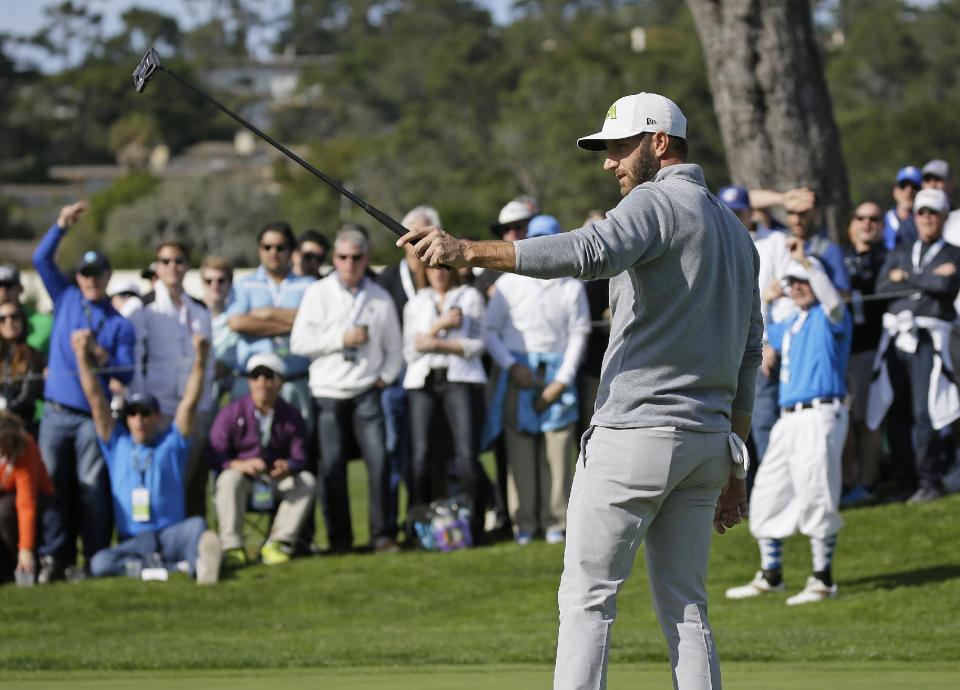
[315,388,391,550]
[886,332,943,490]
[408,372,490,535]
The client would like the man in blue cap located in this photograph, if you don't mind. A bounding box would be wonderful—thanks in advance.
[883,166,921,250]
[32,202,136,582]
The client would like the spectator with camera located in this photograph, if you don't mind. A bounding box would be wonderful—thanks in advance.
[32,201,136,582]
[73,329,221,584]
[291,227,403,553]
[209,353,315,566]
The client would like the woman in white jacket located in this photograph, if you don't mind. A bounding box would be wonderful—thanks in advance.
[402,265,487,528]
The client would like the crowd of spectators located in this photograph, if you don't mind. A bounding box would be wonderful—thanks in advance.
[2,157,960,589]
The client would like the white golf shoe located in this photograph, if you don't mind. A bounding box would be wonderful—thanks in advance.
[786,576,837,605]
[725,571,786,599]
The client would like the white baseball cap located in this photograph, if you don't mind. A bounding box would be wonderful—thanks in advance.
[784,256,825,283]
[914,188,949,215]
[490,200,536,235]
[246,352,286,377]
[577,92,687,151]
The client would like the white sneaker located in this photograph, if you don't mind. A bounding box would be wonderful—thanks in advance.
[196,530,222,585]
[786,576,837,605]
[725,571,786,599]
[545,529,565,544]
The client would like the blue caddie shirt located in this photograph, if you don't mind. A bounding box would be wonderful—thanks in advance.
[33,224,136,412]
[227,266,314,375]
[768,303,853,408]
[99,422,191,538]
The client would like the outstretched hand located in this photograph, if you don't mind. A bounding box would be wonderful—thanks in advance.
[713,474,748,534]
[396,226,469,268]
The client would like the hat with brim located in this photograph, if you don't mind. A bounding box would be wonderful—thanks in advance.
[785,256,825,283]
[922,159,951,181]
[246,352,286,377]
[123,391,160,414]
[577,92,687,152]
[490,200,535,236]
[527,214,562,238]
[76,250,111,276]
[0,264,20,284]
[914,188,949,215]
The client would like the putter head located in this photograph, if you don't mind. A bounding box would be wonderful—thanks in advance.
[133,48,162,93]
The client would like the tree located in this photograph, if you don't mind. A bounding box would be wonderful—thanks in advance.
[686,0,850,240]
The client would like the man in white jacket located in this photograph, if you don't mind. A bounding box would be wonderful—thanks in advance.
[290,227,403,553]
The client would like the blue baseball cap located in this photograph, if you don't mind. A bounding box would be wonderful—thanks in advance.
[526,214,562,238]
[718,185,751,212]
[123,391,160,414]
[896,166,922,187]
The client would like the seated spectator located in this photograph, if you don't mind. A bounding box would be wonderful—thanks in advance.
[841,202,887,507]
[483,215,591,545]
[32,202,136,582]
[209,353,315,566]
[0,412,54,585]
[72,329,222,585]
[0,264,53,355]
[883,166,921,250]
[871,188,960,503]
[293,230,331,279]
[128,241,215,519]
[200,256,240,403]
[290,227,402,553]
[0,301,45,438]
[402,264,488,534]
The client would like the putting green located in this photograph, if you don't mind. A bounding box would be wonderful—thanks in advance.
[2,663,958,689]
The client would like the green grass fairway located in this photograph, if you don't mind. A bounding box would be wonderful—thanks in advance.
[2,664,959,689]
[2,460,959,688]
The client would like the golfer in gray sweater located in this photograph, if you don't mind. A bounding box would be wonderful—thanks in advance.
[398,92,763,690]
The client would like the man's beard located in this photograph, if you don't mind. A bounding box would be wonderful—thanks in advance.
[629,137,660,189]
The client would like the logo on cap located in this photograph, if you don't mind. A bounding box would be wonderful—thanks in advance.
[606,104,617,120]
[83,251,97,263]
[646,117,657,125]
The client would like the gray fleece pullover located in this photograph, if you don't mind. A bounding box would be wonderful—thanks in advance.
[514,163,763,432]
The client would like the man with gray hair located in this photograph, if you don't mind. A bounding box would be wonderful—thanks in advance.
[291,227,403,553]
[398,92,762,689]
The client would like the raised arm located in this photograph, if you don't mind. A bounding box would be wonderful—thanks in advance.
[32,202,87,303]
[71,329,115,442]
[174,334,211,437]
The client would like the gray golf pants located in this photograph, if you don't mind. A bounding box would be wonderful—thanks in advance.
[554,426,732,690]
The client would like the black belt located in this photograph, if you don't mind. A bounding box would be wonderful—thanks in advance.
[45,400,92,418]
[781,397,843,414]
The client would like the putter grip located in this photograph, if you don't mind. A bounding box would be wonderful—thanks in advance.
[366,206,407,237]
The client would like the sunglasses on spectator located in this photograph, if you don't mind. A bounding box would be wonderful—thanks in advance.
[260,243,289,253]
[78,268,105,278]
[0,282,16,289]
[248,367,278,381]
[203,276,229,285]
[0,313,23,324]
[158,256,186,266]
[922,175,945,183]
[898,181,919,190]
[301,252,324,263]
[855,214,881,223]
[126,406,154,418]
[335,253,364,262]
[917,208,941,216]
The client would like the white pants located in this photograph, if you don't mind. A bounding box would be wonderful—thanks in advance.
[554,426,732,690]
[749,404,847,541]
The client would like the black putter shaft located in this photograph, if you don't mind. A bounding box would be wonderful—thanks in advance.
[133,49,408,238]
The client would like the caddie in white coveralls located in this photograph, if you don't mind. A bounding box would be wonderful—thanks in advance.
[727,240,852,606]
[397,93,764,690]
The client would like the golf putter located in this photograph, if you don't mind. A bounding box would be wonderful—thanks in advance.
[132,48,412,240]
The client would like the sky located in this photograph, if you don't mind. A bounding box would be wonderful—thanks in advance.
[4,0,516,71]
